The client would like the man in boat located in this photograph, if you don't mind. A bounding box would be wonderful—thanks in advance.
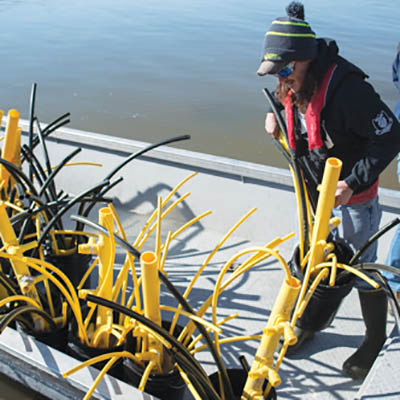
[257,1,400,380]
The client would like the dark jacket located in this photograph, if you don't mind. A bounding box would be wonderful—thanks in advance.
[270,38,400,195]
[393,46,400,121]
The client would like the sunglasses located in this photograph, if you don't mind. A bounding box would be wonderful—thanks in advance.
[276,61,296,78]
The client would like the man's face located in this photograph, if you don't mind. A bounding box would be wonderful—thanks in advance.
[277,59,312,93]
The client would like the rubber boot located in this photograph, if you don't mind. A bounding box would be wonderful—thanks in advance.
[342,288,387,380]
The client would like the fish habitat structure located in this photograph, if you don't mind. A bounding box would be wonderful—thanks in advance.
[0,84,399,400]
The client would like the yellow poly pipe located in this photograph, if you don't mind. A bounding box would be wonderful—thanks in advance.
[159,230,172,275]
[0,203,42,308]
[159,305,221,334]
[0,252,87,342]
[176,364,203,400]
[155,196,162,269]
[328,253,338,286]
[305,157,342,272]
[141,251,164,373]
[108,202,141,313]
[0,295,41,309]
[63,352,143,400]
[291,158,342,335]
[62,351,144,378]
[138,360,156,391]
[95,207,116,338]
[45,161,103,172]
[179,235,294,346]
[191,334,263,355]
[133,172,198,248]
[289,164,306,262]
[0,110,20,190]
[242,277,301,399]
[291,268,329,325]
[169,208,257,336]
[136,192,192,251]
[311,262,380,289]
[141,251,162,327]
[210,245,293,356]
[124,210,212,318]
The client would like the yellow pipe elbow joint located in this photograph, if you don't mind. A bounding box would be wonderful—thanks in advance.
[280,321,297,346]
[78,237,97,254]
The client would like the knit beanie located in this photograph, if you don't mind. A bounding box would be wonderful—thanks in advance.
[257,2,317,76]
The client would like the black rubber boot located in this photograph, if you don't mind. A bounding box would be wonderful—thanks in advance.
[342,288,387,380]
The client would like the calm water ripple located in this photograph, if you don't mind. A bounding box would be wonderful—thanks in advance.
[0,0,398,190]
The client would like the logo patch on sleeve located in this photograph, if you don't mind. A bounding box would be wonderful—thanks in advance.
[372,110,393,135]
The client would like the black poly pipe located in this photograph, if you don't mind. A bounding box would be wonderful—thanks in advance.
[262,88,310,255]
[35,180,110,251]
[38,147,82,197]
[75,177,124,232]
[28,83,37,182]
[0,158,39,198]
[70,214,141,259]
[0,305,57,334]
[84,294,218,395]
[157,270,235,400]
[349,218,400,265]
[105,134,191,181]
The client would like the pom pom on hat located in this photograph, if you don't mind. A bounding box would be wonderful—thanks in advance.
[257,1,317,76]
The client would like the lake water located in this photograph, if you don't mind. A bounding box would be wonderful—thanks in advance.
[0,0,399,397]
[0,0,399,188]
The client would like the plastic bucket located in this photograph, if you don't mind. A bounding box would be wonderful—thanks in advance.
[291,241,355,332]
[208,368,277,400]
[67,337,124,379]
[16,321,69,352]
[45,252,92,289]
[67,308,124,379]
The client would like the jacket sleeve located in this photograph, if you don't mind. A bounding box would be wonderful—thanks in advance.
[335,75,400,191]
[393,50,400,92]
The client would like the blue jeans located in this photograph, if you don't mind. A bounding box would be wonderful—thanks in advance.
[331,197,382,290]
[382,224,400,293]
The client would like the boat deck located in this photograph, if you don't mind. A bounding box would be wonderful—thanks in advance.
[0,123,399,399]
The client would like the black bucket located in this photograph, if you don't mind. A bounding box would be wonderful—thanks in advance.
[123,320,186,400]
[291,240,355,332]
[67,334,124,380]
[67,308,124,380]
[45,252,92,289]
[208,368,277,400]
[17,322,69,353]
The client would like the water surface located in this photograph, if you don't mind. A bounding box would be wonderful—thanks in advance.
[0,1,399,397]
[0,0,399,187]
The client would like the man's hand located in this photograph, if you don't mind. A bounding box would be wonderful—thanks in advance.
[334,180,354,207]
[265,112,280,139]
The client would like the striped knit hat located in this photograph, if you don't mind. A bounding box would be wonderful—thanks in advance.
[257,2,317,76]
